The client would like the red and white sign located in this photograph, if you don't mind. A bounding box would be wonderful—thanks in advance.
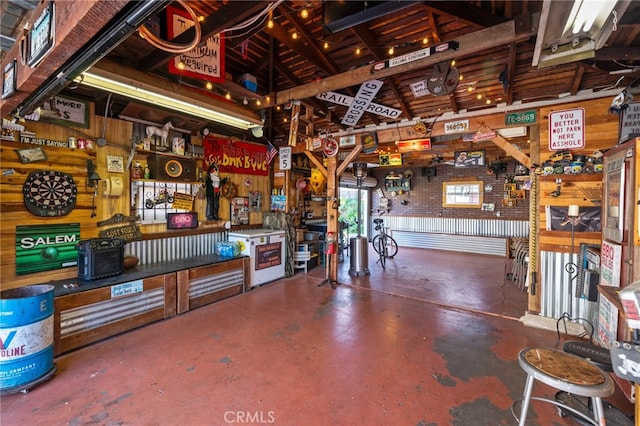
[549,108,585,150]
[397,138,431,153]
[600,240,622,287]
[167,6,225,83]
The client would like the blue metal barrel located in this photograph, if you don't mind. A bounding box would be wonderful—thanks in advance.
[0,285,55,393]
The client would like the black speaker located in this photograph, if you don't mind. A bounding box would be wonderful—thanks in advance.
[422,167,436,177]
[147,155,197,182]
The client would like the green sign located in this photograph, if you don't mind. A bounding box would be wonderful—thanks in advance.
[16,223,80,275]
[505,110,536,125]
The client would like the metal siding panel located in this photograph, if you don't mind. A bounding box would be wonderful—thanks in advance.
[540,251,597,323]
[124,232,226,265]
[190,270,244,298]
[374,216,528,238]
[392,231,507,256]
[60,288,164,337]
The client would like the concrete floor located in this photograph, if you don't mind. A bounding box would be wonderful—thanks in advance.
[2,247,634,425]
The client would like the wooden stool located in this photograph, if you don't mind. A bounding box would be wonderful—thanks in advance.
[515,347,614,426]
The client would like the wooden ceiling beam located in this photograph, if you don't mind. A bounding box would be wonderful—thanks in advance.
[570,64,585,96]
[351,24,413,119]
[268,18,538,107]
[505,43,517,105]
[422,1,507,29]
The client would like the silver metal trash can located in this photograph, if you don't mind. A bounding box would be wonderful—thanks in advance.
[349,236,370,276]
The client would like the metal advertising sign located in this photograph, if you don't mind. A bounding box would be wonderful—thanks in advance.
[444,119,469,134]
[548,107,585,150]
[27,2,55,67]
[167,5,225,82]
[15,223,80,275]
[99,224,142,242]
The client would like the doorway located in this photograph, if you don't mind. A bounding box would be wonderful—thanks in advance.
[338,187,370,241]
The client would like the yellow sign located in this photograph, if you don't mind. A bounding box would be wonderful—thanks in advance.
[171,192,195,210]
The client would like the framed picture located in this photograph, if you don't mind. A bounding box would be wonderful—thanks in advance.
[2,59,17,100]
[107,155,124,173]
[27,1,55,67]
[41,95,90,128]
[230,197,249,225]
[16,146,47,163]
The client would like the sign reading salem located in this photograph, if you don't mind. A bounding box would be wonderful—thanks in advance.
[167,6,225,82]
[16,223,80,275]
[203,138,269,176]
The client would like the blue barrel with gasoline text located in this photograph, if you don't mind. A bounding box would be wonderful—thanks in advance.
[0,285,56,394]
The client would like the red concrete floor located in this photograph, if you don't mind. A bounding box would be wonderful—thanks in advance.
[2,247,634,425]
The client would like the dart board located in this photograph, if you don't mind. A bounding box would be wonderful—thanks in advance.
[23,170,78,216]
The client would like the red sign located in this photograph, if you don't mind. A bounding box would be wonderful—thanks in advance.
[473,130,497,142]
[204,138,269,176]
[397,138,431,153]
[167,6,225,83]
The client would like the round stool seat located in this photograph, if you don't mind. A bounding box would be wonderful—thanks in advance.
[519,348,614,397]
[515,348,615,426]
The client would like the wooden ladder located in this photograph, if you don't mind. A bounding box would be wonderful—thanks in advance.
[287,101,314,148]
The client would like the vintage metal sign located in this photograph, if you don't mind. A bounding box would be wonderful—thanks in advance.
[317,90,402,119]
[372,41,459,72]
[99,224,142,242]
[171,192,195,210]
[549,108,585,150]
[341,80,384,126]
[15,223,80,275]
[619,102,640,143]
[167,6,225,82]
[473,129,497,142]
[444,119,469,134]
[27,2,55,67]
[397,138,431,153]
[506,110,536,125]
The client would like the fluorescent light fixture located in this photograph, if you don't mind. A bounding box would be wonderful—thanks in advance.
[78,72,262,131]
[564,0,617,35]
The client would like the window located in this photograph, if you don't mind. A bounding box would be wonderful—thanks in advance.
[132,181,200,223]
[442,181,483,208]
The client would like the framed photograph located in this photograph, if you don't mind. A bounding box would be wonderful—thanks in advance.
[230,197,249,225]
[16,146,47,163]
[28,1,55,67]
[107,155,124,173]
[2,59,17,100]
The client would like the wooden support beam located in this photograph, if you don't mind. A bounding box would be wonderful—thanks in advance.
[268,17,537,107]
[491,134,532,168]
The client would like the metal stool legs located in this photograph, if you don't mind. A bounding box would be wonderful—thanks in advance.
[515,348,614,426]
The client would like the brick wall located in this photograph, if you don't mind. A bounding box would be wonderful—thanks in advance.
[369,161,529,221]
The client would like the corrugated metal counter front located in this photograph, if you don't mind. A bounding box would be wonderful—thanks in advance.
[48,255,249,355]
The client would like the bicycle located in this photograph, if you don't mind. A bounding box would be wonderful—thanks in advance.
[371,214,398,269]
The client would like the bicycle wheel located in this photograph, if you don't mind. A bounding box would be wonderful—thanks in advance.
[376,237,386,269]
[371,235,382,255]
[385,235,398,258]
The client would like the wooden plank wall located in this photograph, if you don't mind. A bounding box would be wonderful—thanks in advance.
[527,98,619,313]
[1,105,271,290]
[536,98,619,253]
